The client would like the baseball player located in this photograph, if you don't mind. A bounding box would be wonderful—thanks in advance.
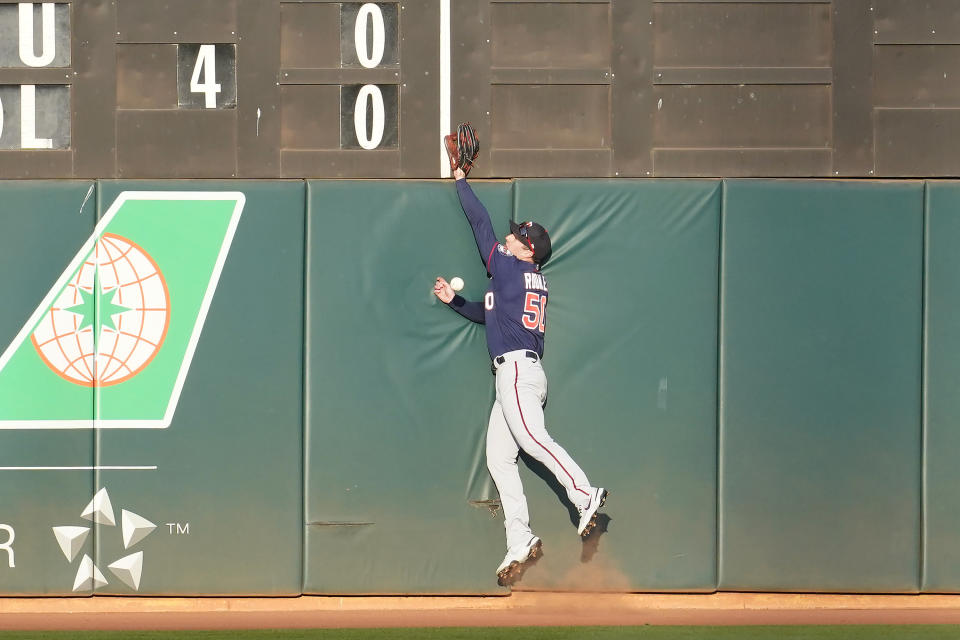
[434,167,607,584]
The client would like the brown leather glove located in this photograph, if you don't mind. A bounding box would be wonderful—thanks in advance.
[444,122,480,176]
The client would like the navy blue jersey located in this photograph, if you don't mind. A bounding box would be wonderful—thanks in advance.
[448,179,548,360]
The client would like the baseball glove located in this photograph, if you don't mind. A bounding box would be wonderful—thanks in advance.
[444,122,480,175]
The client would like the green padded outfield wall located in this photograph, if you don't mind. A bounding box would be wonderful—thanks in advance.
[0,182,96,595]
[719,180,924,592]
[5,178,960,595]
[0,181,304,596]
[303,180,720,593]
[923,182,960,591]
[304,181,514,594]
[92,181,305,595]
[507,180,721,591]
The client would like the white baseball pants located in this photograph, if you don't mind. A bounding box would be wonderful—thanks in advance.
[486,351,595,551]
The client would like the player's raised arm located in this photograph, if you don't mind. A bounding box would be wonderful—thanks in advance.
[454,172,500,275]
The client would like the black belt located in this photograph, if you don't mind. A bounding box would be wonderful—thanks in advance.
[493,350,540,370]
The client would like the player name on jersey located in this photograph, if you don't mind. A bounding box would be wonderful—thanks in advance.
[524,272,548,292]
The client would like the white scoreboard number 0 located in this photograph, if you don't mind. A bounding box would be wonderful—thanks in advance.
[354,3,386,70]
[341,2,399,150]
[354,84,385,150]
[354,4,384,149]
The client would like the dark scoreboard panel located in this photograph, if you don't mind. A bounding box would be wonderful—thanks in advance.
[0,0,435,178]
[0,0,956,179]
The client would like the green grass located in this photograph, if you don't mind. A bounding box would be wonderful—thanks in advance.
[2,627,960,640]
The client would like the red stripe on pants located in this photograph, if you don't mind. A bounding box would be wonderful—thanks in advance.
[513,362,589,497]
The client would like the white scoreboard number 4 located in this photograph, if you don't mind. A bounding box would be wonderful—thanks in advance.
[176,44,236,110]
[190,45,221,109]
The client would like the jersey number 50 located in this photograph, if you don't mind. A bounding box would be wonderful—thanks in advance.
[522,293,547,333]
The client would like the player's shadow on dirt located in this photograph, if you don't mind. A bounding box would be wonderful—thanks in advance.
[519,451,611,563]
[580,513,611,563]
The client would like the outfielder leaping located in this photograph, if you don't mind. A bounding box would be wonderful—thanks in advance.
[434,165,607,585]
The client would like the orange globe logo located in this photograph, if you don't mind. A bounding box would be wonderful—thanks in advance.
[30,233,170,387]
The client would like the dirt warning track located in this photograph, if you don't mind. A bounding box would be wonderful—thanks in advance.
[2,593,960,630]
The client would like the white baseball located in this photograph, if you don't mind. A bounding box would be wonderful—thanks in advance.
[449,276,464,291]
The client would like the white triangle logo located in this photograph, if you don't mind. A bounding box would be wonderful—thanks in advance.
[121,510,156,549]
[73,554,108,592]
[108,551,143,591]
[80,488,116,526]
[52,525,90,562]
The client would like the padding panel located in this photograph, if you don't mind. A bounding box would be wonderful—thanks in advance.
[720,180,923,592]
[509,179,721,591]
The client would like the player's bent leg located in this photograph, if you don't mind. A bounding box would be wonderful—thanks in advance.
[496,360,594,509]
[486,400,533,551]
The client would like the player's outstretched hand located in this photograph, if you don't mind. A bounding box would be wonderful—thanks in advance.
[433,277,454,303]
[453,167,465,181]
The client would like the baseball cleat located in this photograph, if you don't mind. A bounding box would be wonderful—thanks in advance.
[577,487,608,537]
[496,536,542,586]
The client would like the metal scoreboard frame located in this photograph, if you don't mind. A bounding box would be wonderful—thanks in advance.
[0,0,953,179]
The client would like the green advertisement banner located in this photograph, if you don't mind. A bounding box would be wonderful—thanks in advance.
[0,182,304,595]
